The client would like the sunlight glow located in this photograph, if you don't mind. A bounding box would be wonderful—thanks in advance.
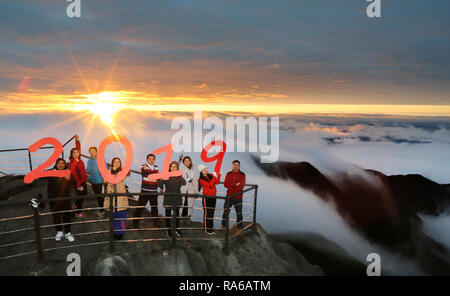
[83,92,123,125]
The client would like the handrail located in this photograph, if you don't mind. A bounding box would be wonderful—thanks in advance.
[0,135,259,265]
[0,185,256,208]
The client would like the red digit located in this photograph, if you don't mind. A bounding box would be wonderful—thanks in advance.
[97,135,133,184]
[200,140,227,176]
[24,137,70,184]
[150,143,182,180]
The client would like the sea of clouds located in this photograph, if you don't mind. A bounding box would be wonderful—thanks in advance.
[1,111,449,274]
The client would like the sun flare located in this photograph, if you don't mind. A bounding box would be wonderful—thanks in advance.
[84,92,123,125]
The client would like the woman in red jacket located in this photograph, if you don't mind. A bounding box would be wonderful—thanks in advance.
[69,135,88,218]
[198,164,220,235]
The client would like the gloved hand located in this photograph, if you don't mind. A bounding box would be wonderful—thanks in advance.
[30,194,43,209]
[30,197,40,208]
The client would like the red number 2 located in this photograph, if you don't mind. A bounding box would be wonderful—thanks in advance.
[24,137,70,184]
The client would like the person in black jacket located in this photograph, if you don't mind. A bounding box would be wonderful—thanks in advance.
[157,161,186,237]
[47,158,75,242]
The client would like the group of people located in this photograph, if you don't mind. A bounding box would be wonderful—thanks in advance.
[46,135,246,242]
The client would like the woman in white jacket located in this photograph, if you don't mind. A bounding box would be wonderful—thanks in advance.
[180,156,199,219]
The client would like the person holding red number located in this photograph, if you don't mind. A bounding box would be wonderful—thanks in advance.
[198,164,221,235]
[47,158,75,242]
[86,146,108,218]
[180,156,199,219]
[133,154,163,229]
[221,160,246,230]
[157,161,186,238]
[104,157,130,240]
[69,135,88,218]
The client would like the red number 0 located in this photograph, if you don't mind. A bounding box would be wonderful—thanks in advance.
[24,137,70,184]
[200,140,227,176]
[97,135,133,184]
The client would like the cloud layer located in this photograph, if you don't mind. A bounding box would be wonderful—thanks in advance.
[0,0,449,111]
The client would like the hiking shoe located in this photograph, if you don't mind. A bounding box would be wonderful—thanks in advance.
[65,232,75,242]
[55,231,64,241]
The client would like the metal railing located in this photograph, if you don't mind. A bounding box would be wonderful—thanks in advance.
[0,135,259,262]
[0,135,76,174]
[0,185,258,262]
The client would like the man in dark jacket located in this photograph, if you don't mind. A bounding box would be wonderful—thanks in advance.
[221,160,246,229]
[133,154,163,228]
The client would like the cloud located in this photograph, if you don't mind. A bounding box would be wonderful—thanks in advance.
[0,0,449,106]
[1,110,448,274]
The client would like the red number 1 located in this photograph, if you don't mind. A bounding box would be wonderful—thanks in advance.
[150,143,182,180]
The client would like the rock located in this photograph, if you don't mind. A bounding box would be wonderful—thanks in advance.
[270,232,367,276]
[94,255,133,276]
[0,175,324,276]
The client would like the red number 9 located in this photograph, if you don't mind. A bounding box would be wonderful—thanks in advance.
[200,140,227,176]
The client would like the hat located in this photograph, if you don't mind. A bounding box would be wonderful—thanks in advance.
[197,164,207,173]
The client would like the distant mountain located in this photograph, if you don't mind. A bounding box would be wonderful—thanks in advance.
[254,159,450,275]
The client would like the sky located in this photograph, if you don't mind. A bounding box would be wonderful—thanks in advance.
[1,2,449,274]
[0,0,449,115]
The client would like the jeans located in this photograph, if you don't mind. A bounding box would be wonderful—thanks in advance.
[91,183,104,211]
[221,198,243,227]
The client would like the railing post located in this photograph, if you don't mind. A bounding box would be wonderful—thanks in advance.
[27,149,33,172]
[109,186,116,253]
[252,185,258,230]
[223,196,231,254]
[171,205,177,246]
[32,206,43,261]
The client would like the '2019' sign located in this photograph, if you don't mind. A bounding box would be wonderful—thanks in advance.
[24,135,226,184]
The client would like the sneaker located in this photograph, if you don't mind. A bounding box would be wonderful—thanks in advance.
[97,210,104,218]
[205,230,216,236]
[65,232,75,242]
[175,230,182,237]
[75,212,86,218]
[55,231,64,241]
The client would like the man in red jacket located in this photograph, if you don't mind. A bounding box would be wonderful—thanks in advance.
[221,160,246,229]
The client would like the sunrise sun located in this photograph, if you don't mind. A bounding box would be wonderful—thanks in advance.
[84,92,123,125]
